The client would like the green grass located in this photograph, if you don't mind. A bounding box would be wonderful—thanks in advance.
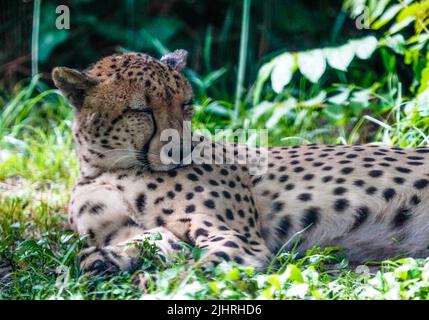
[1,81,429,300]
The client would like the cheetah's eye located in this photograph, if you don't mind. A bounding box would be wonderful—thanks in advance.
[127,104,152,113]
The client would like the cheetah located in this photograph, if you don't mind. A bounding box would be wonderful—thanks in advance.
[52,50,429,275]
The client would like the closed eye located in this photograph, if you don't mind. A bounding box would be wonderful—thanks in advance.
[126,106,152,114]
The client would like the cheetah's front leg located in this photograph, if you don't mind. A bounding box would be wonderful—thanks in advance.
[70,186,186,275]
[187,214,272,271]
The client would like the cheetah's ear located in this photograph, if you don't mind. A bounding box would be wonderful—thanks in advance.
[52,67,98,109]
[160,49,188,72]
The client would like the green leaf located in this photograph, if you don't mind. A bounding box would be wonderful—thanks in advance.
[297,49,326,83]
[271,53,296,93]
[351,36,378,60]
[418,52,429,94]
[372,4,402,30]
[324,43,355,71]
[267,274,281,289]
[254,61,275,105]
[226,268,240,281]
[388,16,415,34]
[328,88,351,105]
[285,264,304,283]
[381,34,406,55]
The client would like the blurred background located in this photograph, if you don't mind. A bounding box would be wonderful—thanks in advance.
[2,1,359,87]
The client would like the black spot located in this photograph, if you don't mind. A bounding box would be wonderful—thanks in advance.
[341,167,354,174]
[303,174,314,181]
[204,200,215,209]
[414,179,429,190]
[214,251,230,261]
[248,217,255,228]
[222,191,231,199]
[194,186,204,192]
[224,241,239,248]
[346,154,358,159]
[88,203,105,215]
[279,175,289,182]
[162,208,174,215]
[322,176,333,183]
[298,193,312,201]
[185,204,195,213]
[334,199,349,212]
[301,207,319,229]
[167,170,177,177]
[294,167,305,173]
[339,160,351,164]
[276,216,291,238]
[187,173,199,181]
[156,216,165,226]
[238,209,245,218]
[336,178,346,184]
[407,156,424,160]
[167,191,175,199]
[135,193,146,212]
[195,228,209,238]
[202,164,213,172]
[383,157,397,162]
[216,215,225,223]
[353,179,365,187]
[220,169,229,176]
[210,191,220,198]
[272,201,284,212]
[203,220,213,227]
[209,179,219,186]
[175,183,183,192]
[393,177,405,184]
[369,170,383,177]
[351,207,369,230]
[395,167,412,174]
[234,256,244,264]
[186,192,194,200]
[225,209,234,220]
[416,148,429,154]
[363,157,375,162]
[281,183,293,191]
[410,195,421,205]
[366,186,377,195]
[407,161,424,166]
[383,188,396,201]
[392,207,412,227]
[193,167,204,175]
[333,187,347,195]
[147,183,157,190]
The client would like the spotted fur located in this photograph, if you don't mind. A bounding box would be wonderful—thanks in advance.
[52,51,429,275]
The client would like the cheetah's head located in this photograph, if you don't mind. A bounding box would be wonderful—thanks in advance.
[52,50,194,173]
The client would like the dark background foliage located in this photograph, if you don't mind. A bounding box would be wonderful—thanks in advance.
[1,0,362,92]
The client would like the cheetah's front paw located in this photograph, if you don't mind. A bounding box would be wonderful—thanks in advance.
[78,246,136,275]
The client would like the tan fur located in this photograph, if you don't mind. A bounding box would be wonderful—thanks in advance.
[52,51,429,275]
